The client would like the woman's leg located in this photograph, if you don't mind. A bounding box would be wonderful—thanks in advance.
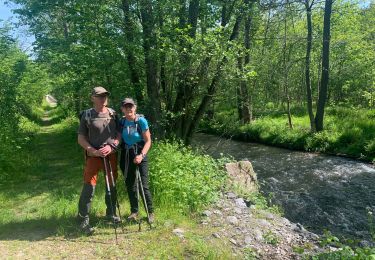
[138,156,154,213]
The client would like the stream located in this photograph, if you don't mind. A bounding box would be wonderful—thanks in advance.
[192,133,375,241]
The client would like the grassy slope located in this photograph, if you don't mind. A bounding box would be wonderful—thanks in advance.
[0,110,233,259]
[202,107,375,162]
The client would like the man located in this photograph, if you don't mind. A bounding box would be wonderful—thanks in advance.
[77,86,121,235]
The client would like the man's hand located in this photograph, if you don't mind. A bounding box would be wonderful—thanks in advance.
[98,144,112,157]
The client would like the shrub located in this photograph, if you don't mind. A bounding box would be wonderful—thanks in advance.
[148,141,227,213]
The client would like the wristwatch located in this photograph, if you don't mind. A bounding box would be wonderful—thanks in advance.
[141,153,146,159]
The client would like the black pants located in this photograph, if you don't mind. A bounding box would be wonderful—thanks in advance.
[120,148,153,214]
[78,183,118,218]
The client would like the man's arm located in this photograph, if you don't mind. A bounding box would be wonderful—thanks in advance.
[78,134,102,157]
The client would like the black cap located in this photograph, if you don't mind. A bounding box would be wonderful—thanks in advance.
[121,97,136,106]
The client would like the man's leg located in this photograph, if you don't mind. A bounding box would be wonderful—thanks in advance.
[78,156,100,234]
[104,153,119,220]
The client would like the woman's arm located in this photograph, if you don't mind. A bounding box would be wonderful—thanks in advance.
[134,129,151,164]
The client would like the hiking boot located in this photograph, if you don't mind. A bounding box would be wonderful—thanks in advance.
[79,217,95,235]
[106,214,122,224]
[148,213,155,224]
[127,212,139,222]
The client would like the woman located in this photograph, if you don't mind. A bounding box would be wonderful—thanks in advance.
[119,97,154,223]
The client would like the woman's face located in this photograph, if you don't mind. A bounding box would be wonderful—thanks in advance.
[121,103,136,119]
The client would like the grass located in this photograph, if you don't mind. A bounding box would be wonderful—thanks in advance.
[0,106,234,259]
[201,106,375,162]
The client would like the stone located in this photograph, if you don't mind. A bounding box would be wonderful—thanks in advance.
[173,228,185,238]
[225,161,258,193]
[213,233,221,238]
[234,207,242,214]
[227,216,239,225]
[253,229,263,241]
[264,212,275,220]
[244,236,252,245]
[235,198,247,208]
[213,210,223,216]
[202,210,212,217]
[257,219,271,227]
[226,192,237,199]
[229,238,237,245]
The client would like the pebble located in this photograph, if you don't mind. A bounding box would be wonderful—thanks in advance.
[172,228,185,238]
[202,210,212,217]
[244,236,252,245]
[227,192,237,199]
[234,207,242,214]
[213,209,223,216]
[227,216,239,225]
[213,233,221,238]
[229,238,237,245]
[235,198,247,208]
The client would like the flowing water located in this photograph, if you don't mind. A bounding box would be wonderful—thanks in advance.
[192,133,375,240]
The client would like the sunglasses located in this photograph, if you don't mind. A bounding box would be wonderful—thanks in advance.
[122,103,134,108]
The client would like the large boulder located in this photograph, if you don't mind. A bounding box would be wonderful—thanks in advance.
[225,161,258,193]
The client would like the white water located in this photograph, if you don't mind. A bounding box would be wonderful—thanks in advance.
[192,133,375,239]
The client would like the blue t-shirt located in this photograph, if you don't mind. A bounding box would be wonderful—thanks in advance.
[121,116,149,146]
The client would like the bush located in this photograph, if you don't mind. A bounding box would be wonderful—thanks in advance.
[148,141,227,213]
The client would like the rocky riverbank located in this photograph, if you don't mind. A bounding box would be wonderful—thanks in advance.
[199,191,323,259]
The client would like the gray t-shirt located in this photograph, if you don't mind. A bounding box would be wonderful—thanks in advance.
[78,108,120,149]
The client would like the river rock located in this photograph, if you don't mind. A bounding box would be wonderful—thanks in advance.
[234,207,242,214]
[173,228,185,238]
[235,198,247,208]
[225,161,258,193]
[244,236,253,245]
[253,228,263,241]
[213,209,223,216]
[226,192,237,199]
[227,216,239,225]
[202,210,212,217]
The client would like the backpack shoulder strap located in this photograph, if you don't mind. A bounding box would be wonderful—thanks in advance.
[107,107,116,117]
[135,114,145,135]
[84,108,94,125]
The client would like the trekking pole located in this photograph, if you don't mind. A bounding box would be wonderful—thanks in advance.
[136,168,141,231]
[105,156,124,233]
[136,166,152,230]
[102,157,118,244]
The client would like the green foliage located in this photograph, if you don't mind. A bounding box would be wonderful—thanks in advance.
[202,107,375,162]
[312,246,375,259]
[263,230,279,245]
[148,141,227,213]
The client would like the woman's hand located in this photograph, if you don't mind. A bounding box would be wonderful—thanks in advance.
[134,154,143,164]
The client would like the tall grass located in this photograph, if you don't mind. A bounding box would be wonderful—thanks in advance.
[149,141,227,213]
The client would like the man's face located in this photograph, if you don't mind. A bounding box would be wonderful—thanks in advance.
[92,94,108,106]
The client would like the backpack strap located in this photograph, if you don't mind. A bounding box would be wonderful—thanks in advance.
[135,114,145,136]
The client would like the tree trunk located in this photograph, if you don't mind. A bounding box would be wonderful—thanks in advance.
[139,0,162,136]
[184,14,243,144]
[305,0,315,132]
[283,6,293,129]
[122,0,144,105]
[315,0,332,132]
[240,0,253,123]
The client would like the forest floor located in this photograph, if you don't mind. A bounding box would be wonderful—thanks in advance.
[0,109,324,259]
